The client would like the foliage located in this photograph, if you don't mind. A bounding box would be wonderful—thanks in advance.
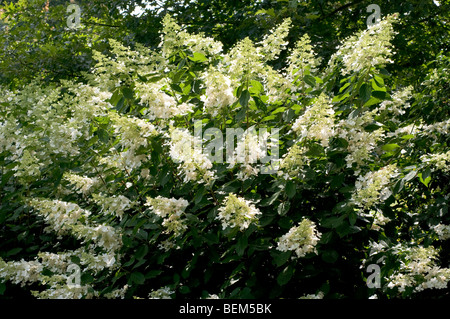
[1,0,449,88]
[0,9,449,300]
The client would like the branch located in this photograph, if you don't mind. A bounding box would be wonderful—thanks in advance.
[83,21,122,28]
[322,0,365,20]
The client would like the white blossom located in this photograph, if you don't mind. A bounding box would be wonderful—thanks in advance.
[276,219,321,258]
[217,194,261,231]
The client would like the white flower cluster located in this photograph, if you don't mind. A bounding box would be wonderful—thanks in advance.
[377,86,413,117]
[38,250,117,274]
[299,291,324,299]
[228,128,271,181]
[146,196,190,237]
[421,151,450,173]
[64,173,100,196]
[29,198,92,235]
[276,219,321,258]
[287,33,320,80]
[12,149,43,180]
[136,81,194,120]
[148,286,174,299]
[200,68,236,117]
[104,285,129,299]
[386,246,450,293]
[71,224,122,254]
[420,119,450,137]
[224,37,265,85]
[31,285,97,299]
[0,255,101,299]
[431,224,450,241]
[292,93,335,147]
[168,127,215,184]
[159,15,222,60]
[262,67,293,103]
[90,39,166,91]
[370,209,392,230]
[110,112,160,171]
[338,111,384,172]
[330,14,398,75]
[258,18,292,62]
[386,123,417,139]
[351,164,399,209]
[0,83,111,182]
[278,143,308,180]
[92,193,134,220]
[217,194,261,231]
[0,258,43,286]
[29,198,122,253]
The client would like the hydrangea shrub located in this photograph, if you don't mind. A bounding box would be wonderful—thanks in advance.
[0,14,449,299]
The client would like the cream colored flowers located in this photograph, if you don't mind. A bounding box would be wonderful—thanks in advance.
[351,164,399,209]
[146,196,190,237]
[217,194,261,231]
[292,93,335,147]
[168,127,215,184]
[276,219,321,258]
[330,14,398,75]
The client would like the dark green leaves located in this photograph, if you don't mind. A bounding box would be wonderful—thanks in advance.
[304,74,316,87]
[130,272,145,285]
[285,181,296,199]
[277,265,294,286]
[359,83,372,103]
[239,90,250,108]
[321,250,339,263]
[418,167,432,187]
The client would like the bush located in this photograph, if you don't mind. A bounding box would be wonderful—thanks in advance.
[0,14,449,299]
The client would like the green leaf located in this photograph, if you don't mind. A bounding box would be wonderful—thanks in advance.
[235,107,247,122]
[359,83,372,102]
[321,215,345,229]
[0,282,5,295]
[285,181,296,199]
[304,75,316,87]
[70,256,81,264]
[188,52,208,63]
[277,265,294,286]
[418,167,432,187]
[115,96,125,112]
[249,80,264,95]
[271,107,286,115]
[372,90,387,99]
[363,96,382,107]
[97,129,109,144]
[135,245,149,260]
[145,270,162,279]
[321,250,339,263]
[277,201,291,216]
[382,144,400,152]
[401,134,415,140]
[349,211,357,226]
[6,247,22,257]
[373,75,385,88]
[236,235,248,257]
[130,272,145,285]
[272,251,292,267]
[239,90,250,107]
[122,87,134,100]
[179,286,191,294]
